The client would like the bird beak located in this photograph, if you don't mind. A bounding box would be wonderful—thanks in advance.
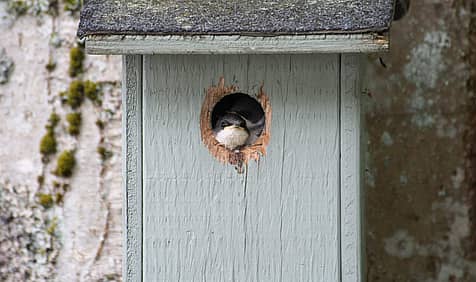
[224,125,241,130]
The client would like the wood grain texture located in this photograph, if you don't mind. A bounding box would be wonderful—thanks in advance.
[142,54,340,281]
[340,54,363,282]
[85,34,389,55]
[122,55,143,282]
[78,0,394,38]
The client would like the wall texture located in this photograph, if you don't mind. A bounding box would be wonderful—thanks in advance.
[0,0,475,281]
[0,1,123,281]
[364,1,476,281]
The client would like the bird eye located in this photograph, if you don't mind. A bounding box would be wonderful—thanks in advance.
[221,121,229,128]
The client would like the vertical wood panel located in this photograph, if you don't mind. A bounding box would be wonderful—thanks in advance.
[239,55,288,282]
[340,54,363,282]
[143,55,248,281]
[122,55,143,282]
[245,55,341,282]
[283,55,340,282]
[143,54,341,281]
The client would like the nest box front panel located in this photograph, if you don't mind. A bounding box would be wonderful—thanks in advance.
[143,54,340,281]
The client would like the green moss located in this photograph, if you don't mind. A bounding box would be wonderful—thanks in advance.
[40,131,57,156]
[104,274,120,281]
[95,119,105,130]
[45,59,56,72]
[49,112,60,128]
[83,80,97,98]
[53,181,61,189]
[7,0,29,16]
[49,114,60,127]
[37,248,47,256]
[54,150,76,177]
[40,111,60,159]
[47,0,59,16]
[66,80,84,109]
[97,146,113,161]
[64,0,81,12]
[84,80,101,105]
[104,109,114,115]
[66,112,82,136]
[46,217,58,235]
[38,193,54,209]
[59,90,66,102]
[68,46,84,78]
[55,192,63,205]
[37,175,45,185]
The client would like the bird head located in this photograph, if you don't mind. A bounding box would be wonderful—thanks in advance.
[215,113,247,131]
[213,113,250,150]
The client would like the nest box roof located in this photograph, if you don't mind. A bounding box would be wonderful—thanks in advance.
[77,0,395,38]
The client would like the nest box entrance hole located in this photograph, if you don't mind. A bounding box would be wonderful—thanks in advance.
[200,78,271,171]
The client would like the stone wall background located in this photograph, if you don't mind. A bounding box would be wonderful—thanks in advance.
[0,1,475,281]
[364,1,476,281]
[0,1,122,281]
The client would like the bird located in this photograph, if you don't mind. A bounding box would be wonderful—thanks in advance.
[214,113,250,150]
[212,93,265,151]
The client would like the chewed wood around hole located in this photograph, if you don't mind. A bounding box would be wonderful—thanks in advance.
[200,77,271,172]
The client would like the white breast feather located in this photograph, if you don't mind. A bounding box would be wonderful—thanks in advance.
[215,127,249,150]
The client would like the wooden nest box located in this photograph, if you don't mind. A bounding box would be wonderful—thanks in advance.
[78,1,397,281]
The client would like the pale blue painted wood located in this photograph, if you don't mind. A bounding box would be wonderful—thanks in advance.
[142,54,341,281]
[86,34,389,55]
[142,55,247,281]
[340,54,364,282]
[244,55,341,282]
[122,55,143,282]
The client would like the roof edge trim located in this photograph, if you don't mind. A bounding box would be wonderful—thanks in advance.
[85,33,389,55]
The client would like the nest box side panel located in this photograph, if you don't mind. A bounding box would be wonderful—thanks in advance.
[122,55,143,282]
[142,54,340,281]
[340,54,364,282]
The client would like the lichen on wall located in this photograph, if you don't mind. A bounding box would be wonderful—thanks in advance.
[0,182,59,281]
[404,31,450,90]
[0,1,123,281]
[0,48,14,84]
[364,1,476,281]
